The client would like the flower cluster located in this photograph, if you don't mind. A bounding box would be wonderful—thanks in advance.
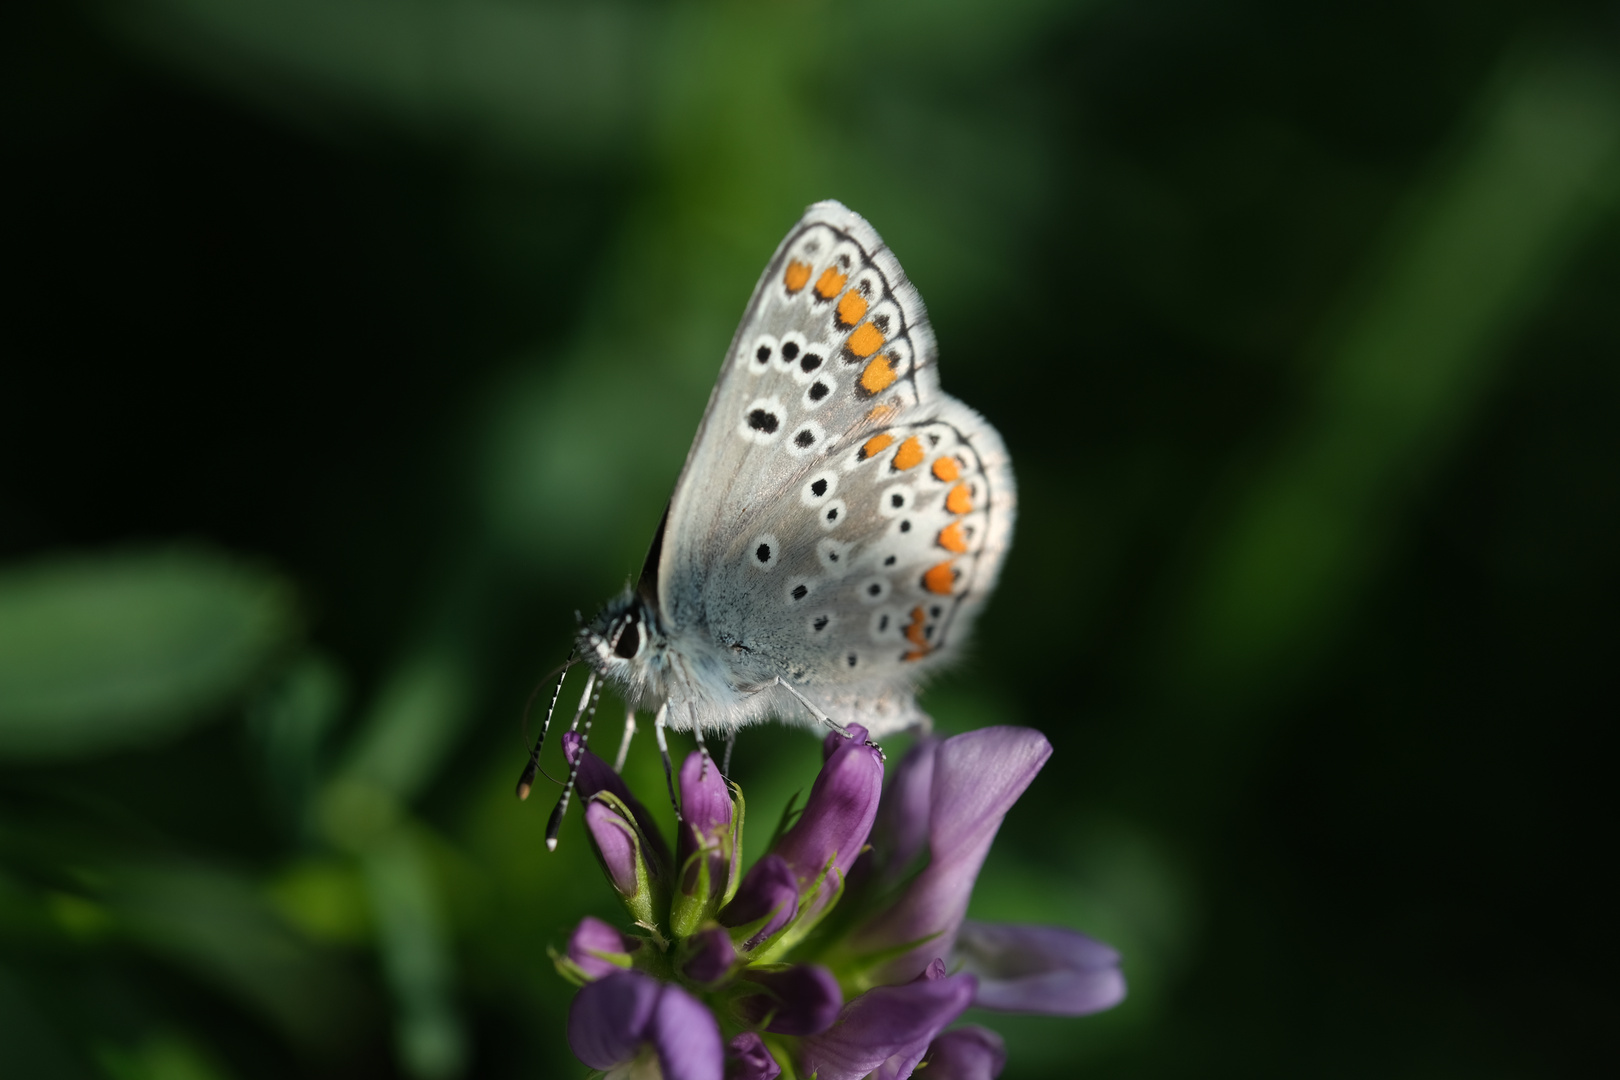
[553,724,1124,1080]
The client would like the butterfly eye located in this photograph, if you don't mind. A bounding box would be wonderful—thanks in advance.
[613,616,641,659]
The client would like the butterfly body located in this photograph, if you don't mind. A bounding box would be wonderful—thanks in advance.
[579,201,1014,740]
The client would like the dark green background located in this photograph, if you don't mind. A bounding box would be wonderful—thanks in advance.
[3,1,1616,1077]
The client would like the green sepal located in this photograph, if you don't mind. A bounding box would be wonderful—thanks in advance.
[766,789,805,854]
[669,841,715,938]
[547,942,633,987]
[723,778,746,907]
[760,1034,802,1080]
[821,928,947,995]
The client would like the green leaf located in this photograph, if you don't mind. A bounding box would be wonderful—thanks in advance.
[0,548,300,760]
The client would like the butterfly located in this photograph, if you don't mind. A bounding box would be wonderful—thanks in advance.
[520,201,1015,843]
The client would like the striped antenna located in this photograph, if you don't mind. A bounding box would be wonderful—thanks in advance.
[515,651,575,801]
[545,669,601,851]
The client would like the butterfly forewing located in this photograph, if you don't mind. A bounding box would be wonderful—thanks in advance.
[656,202,1014,727]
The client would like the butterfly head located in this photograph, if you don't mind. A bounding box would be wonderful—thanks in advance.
[578,590,668,704]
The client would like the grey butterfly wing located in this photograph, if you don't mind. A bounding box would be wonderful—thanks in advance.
[657,201,1014,731]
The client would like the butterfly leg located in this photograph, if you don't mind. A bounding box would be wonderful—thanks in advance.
[653,702,682,822]
[613,708,637,773]
[773,676,887,761]
[721,731,736,776]
[544,670,600,851]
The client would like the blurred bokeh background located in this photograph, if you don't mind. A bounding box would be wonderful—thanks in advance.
[4,1,1617,1076]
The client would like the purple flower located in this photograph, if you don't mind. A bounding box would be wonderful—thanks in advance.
[737,964,843,1036]
[567,970,723,1080]
[850,727,1053,984]
[955,921,1126,1015]
[922,1026,1007,1080]
[563,915,633,981]
[725,1032,780,1080]
[800,959,977,1080]
[552,724,1123,1080]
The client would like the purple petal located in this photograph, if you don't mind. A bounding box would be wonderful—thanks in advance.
[955,921,1126,1015]
[799,959,977,1080]
[726,1032,781,1080]
[566,916,632,980]
[567,970,659,1070]
[738,964,844,1036]
[585,798,640,897]
[678,750,734,897]
[772,724,883,894]
[681,927,738,984]
[563,730,674,871]
[868,737,939,884]
[719,853,800,949]
[923,1026,1007,1080]
[852,727,1052,983]
[647,981,726,1080]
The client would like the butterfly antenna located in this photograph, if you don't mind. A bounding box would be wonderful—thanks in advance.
[545,669,601,851]
[516,651,576,800]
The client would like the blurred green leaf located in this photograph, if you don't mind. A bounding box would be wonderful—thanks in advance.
[106,862,370,1052]
[362,830,465,1080]
[103,0,653,160]
[96,1032,234,1080]
[1172,46,1620,702]
[0,548,299,761]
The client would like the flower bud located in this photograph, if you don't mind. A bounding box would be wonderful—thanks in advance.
[563,730,673,871]
[583,792,667,926]
[725,1032,781,1080]
[678,926,737,985]
[719,853,799,951]
[738,963,843,1036]
[773,725,883,887]
[671,750,740,936]
[556,916,634,983]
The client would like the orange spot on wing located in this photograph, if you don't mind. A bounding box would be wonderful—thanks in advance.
[867,403,899,423]
[892,436,925,471]
[937,522,968,553]
[923,561,957,595]
[860,355,897,394]
[837,289,868,328]
[931,456,960,483]
[903,606,931,660]
[847,322,885,358]
[859,433,895,461]
[945,483,973,515]
[815,267,848,299]
[784,260,812,293]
